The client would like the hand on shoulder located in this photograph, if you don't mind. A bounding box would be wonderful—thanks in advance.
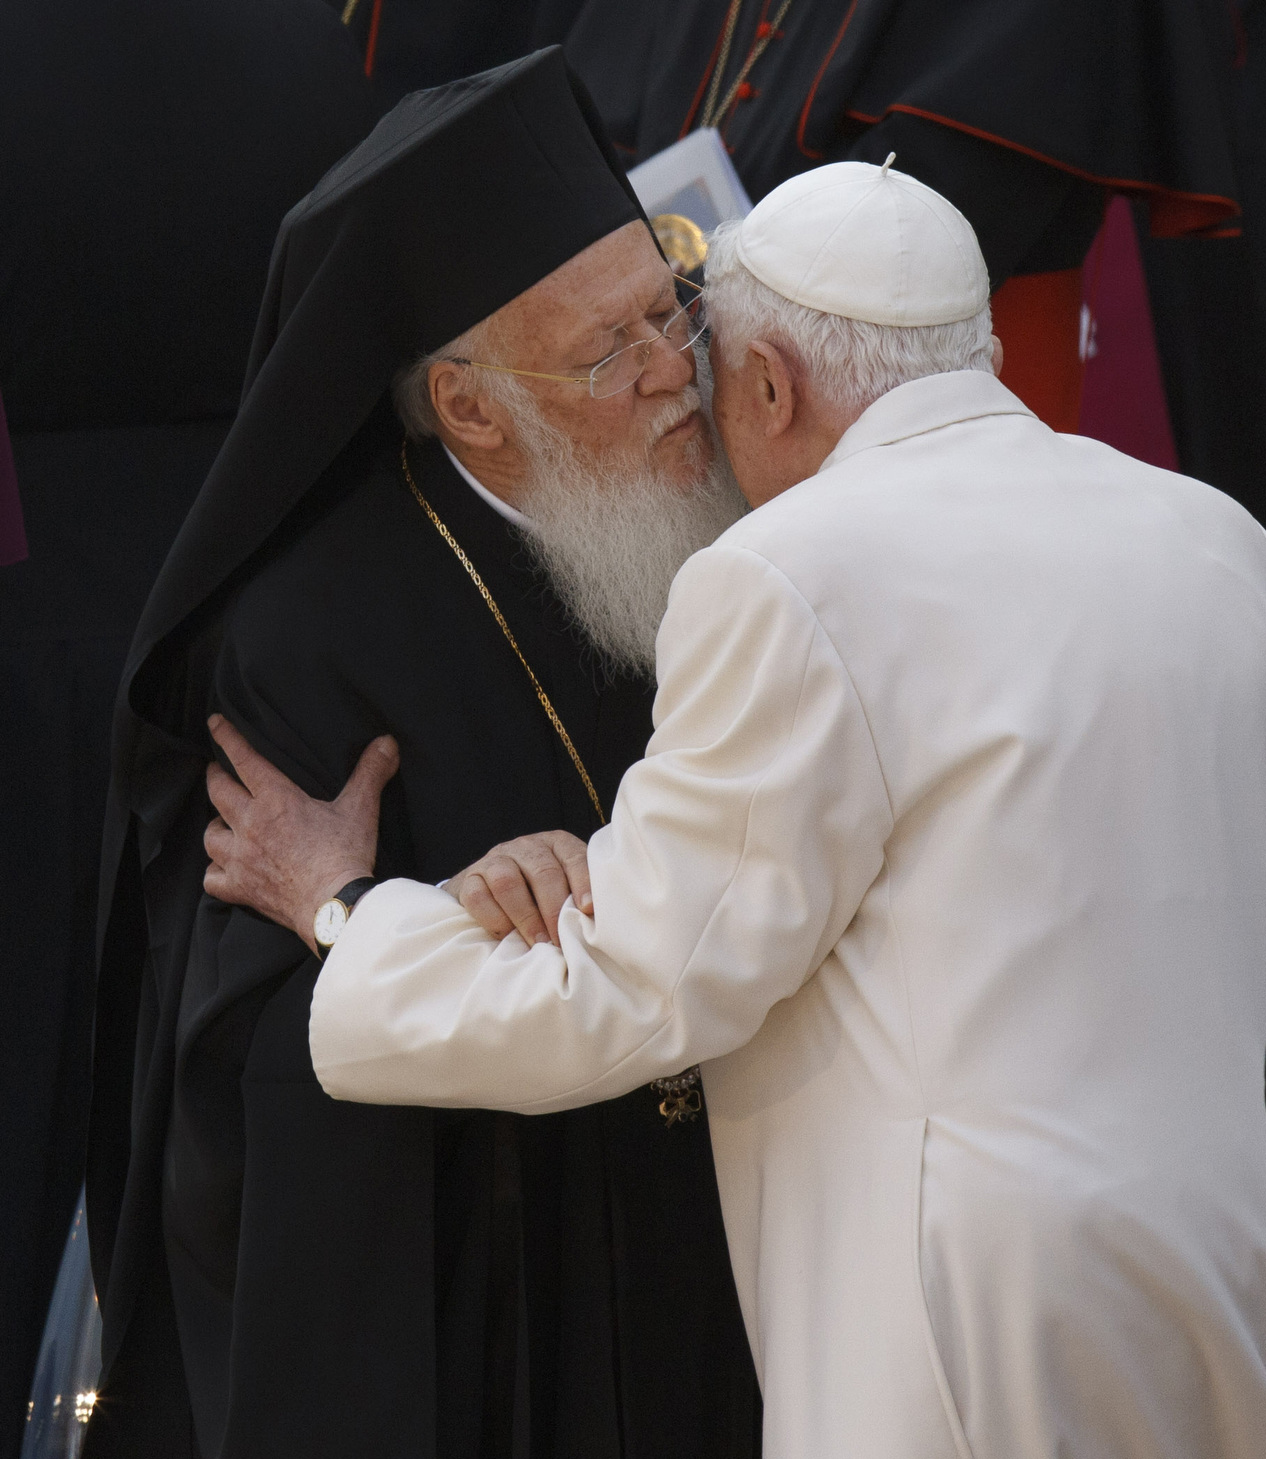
[203,713,399,951]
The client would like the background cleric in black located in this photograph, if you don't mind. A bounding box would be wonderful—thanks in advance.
[558,0,1260,488]
[87,47,758,1459]
[0,1,374,1451]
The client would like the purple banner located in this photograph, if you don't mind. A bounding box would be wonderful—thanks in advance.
[0,389,28,566]
[1078,197,1179,472]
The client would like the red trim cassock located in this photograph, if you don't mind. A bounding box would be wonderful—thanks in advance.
[564,0,1243,426]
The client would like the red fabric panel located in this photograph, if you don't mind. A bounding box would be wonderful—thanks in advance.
[992,268,1086,434]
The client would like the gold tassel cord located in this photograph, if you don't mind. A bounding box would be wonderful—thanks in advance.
[701,0,745,130]
[700,0,796,131]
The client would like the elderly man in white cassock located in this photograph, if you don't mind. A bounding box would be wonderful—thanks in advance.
[204,160,1266,1457]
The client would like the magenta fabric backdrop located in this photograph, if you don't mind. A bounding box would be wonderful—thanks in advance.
[1078,197,1179,472]
[0,391,27,566]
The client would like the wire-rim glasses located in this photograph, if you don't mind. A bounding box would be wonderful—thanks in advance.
[455,277,706,400]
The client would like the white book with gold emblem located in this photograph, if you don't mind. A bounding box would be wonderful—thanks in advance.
[627,128,752,273]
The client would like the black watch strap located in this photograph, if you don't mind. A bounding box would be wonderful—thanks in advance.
[334,876,378,913]
[315,877,378,963]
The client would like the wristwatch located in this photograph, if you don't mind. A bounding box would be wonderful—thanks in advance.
[313,877,378,960]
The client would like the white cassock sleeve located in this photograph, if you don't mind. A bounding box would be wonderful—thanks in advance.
[310,542,893,1111]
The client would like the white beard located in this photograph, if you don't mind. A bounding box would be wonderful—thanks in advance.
[508,372,748,681]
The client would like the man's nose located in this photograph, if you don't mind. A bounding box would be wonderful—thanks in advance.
[636,333,696,396]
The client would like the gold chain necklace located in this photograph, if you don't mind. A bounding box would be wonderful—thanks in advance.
[401,440,606,826]
[700,0,796,131]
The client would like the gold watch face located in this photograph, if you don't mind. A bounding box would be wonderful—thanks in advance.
[313,898,349,949]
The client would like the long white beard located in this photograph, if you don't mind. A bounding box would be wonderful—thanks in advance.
[510,379,747,680]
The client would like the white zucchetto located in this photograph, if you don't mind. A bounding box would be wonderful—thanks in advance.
[734,159,990,327]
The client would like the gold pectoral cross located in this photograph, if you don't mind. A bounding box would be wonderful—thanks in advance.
[651,1067,703,1128]
[658,1087,703,1128]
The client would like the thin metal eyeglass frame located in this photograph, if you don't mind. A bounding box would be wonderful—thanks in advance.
[453,277,706,399]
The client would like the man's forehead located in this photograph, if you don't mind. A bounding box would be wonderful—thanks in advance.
[527,221,671,321]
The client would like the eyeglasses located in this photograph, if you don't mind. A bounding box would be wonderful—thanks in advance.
[455,277,706,400]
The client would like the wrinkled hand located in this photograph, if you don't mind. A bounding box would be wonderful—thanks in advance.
[446,831,593,947]
[203,714,400,952]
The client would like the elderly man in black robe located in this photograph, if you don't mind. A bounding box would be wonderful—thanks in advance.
[86,48,757,1459]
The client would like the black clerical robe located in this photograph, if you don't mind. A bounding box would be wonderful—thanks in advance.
[85,419,759,1459]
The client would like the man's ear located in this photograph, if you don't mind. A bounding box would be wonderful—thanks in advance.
[429,361,508,451]
[746,340,799,439]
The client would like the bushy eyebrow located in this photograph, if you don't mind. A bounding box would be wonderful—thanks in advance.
[597,276,678,335]
[567,273,679,362]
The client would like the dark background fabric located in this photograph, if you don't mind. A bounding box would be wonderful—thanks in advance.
[327,0,588,105]
[0,3,374,1453]
[1140,1,1266,519]
[0,423,226,1459]
[559,0,1265,501]
[85,425,759,1458]
[0,0,373,433]
[561,0,1240,283]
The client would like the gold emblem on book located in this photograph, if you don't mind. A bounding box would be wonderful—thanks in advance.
[651,213,708,277]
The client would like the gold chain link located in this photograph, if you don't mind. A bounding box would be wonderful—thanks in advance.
[401,440,606,826]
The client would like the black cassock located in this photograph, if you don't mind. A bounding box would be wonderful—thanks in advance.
[87,412,759,1458]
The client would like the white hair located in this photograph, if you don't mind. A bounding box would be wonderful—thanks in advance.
[507,360,746,678]
[392,315,500,440]
[704,218,994,417]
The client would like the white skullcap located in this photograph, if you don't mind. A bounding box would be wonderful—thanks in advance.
[734,158,990,327]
